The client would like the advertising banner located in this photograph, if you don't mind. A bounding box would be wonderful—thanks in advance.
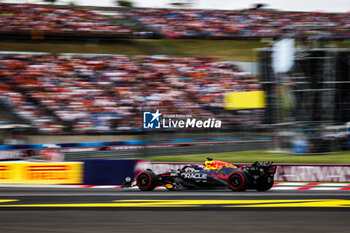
[0,162,82,184]
[0,163,21,183]
[224,91,265,110]
[275,165,350,183]
[83,159,146,185]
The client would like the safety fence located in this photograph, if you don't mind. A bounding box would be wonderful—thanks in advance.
[0,138,271,161]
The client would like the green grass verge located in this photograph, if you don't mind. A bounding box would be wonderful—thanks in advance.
[0,40,146,55]
[144,150,350,164]
[138,39,270,62]
[0,39,269,61]
[1,39,349,62]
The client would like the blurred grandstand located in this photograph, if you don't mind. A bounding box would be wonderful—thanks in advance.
[0,52,262,134]
[0,3,349,154]
[127,9,350,39]
[0,3,350,40]
[0,3,138,40]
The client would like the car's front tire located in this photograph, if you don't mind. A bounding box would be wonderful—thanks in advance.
[136,170,158,191]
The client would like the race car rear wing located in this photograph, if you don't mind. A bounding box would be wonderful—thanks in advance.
[251,161,276,174]
[252,161,273,167]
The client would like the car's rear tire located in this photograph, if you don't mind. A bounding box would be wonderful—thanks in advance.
[136,170,158,191]
[227,171,249,191]
[256,176,274,191]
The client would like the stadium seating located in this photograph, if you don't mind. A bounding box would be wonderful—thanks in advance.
[128,9,350,39]
[0,3,349,39]
[0,4,134,38]
[0,81,64,133]
[0,53,262,134]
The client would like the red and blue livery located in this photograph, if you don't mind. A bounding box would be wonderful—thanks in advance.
[136,158,277,191]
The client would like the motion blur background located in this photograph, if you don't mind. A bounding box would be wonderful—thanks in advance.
[1,0,350,163]
[1,2,350,233]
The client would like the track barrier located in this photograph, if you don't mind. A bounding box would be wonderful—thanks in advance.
[0,161,349,184]
[0,162,82,184]
[83,159,148,185]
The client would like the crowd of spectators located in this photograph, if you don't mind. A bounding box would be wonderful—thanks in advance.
[0,82,63,133]
[0,53,262,134]
[0,75,66,134]
[128,9,350,39]
[1,3,350,39]
[0,4,133,36]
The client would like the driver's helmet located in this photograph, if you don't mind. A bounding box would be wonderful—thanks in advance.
[204,157,237,170]
[204,157,216,170]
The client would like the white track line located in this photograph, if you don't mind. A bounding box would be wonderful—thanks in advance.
[274,183,350,186]
[0,184,82,188]
[317,183,350,187]
[271,187,299,190]
[89,185,120,189]
[311,187,345,191]
[274,183,309,186]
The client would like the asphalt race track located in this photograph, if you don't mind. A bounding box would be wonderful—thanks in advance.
[0,185,350,233]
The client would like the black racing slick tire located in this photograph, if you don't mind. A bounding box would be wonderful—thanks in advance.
[136,170,158,191]
[227,171,249,191]
[256,176,274,191]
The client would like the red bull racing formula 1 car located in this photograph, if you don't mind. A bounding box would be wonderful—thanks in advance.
[136,158,277,191]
